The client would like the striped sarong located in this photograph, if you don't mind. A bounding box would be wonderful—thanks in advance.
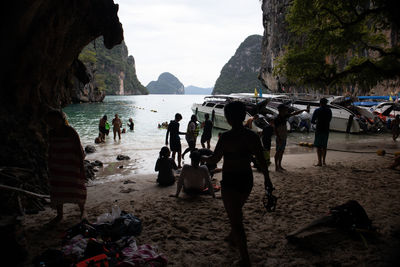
[48,133,86,206]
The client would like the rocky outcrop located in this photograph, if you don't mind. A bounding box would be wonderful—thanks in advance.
[72,61,106,103]
[212,35,264,95]
[147,72,185,94]
[259,0,291,92]
[259,0,399,95]
[79,37,148,96]
[0,0,123,215]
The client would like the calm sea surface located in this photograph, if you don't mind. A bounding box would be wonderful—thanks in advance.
[63,95,394,179]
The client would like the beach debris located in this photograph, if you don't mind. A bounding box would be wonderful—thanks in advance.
[84,145,96,154]
[123,180,136,184]
[119,165,123,169]
[117,154,130,160]
[286,200,374,240]
[92,160,103,167]
[376,149,386,156]
[120,188,137,194]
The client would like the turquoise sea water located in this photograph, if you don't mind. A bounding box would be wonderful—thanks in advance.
[63,95,395,179]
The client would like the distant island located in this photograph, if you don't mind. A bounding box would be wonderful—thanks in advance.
[212,34,264,95]
[185,86,213,95]
[147,72,185,94]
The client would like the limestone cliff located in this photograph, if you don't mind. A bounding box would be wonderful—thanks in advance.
[0,0,123,214]
[147,72,185,94]
[79,37,148,96]
[212,35,264,95]
[259,0,399,95]
[259,0,291,93]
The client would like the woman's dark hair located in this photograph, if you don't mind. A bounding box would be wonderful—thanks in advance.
[103,115,107,120]
[159,146,170,158]
[191,115,197,122]
[205,113,209,119]
[224,101,246,123]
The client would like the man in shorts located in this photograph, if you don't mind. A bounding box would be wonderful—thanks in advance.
[311,98,332,166]
[274,104,308,171]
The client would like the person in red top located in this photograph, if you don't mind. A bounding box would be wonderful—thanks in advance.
[46,110,86,224]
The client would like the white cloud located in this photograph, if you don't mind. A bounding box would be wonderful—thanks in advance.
[114,0,263,88]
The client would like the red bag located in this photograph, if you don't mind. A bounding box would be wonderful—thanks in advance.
[76,254,109,267]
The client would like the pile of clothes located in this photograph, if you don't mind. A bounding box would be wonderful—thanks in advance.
[33,211,167,267]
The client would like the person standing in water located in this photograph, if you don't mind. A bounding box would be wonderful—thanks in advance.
[182,115,199,159]
[311,98,332,166]
[127,118,134,131]
[166,113,185,168]
[200,113,213,149]
[46,110,87,224]
[203,101,274,266]
[112,114,122,140]
[98,115,108,142]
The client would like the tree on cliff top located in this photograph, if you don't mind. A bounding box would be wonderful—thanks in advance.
[274,0,400,92]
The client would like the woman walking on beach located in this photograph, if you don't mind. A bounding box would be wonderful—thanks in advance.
[203,101,273,266]
[46,110,86,224]
[166,113,185,168]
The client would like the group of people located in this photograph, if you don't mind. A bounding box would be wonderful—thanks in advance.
[97,114,134,143]
[44,96,397,266]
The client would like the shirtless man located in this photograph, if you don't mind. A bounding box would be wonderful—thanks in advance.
[112,114,122,140]
[203,101,273,266]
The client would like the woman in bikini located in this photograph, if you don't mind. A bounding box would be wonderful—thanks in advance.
[203,101,273,266]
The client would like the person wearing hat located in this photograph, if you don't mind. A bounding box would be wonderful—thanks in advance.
[173,150,215,198]
[311,98,332,166]
[274,104,309,171]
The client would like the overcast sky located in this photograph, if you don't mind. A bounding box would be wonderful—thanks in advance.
[114,0,263,88]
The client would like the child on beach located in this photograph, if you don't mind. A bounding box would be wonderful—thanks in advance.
[98,115,108,142]
[155,147,178,186]
[202,101,274,266]
[274,104,309,171]
[112,114,122,140]
[166,113,186,168]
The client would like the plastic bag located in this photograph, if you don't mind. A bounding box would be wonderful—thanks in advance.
[96,213,113,224]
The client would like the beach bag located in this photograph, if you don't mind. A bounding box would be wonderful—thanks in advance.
[329,200,372,231]
[111,213,142,240]
[64,220,98,241]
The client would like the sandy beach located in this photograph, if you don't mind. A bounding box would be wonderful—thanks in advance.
[23,142,400,266]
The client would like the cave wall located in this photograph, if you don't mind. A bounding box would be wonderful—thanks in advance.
[0,0,123,214]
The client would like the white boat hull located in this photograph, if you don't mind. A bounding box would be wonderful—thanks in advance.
[292,104,361,133]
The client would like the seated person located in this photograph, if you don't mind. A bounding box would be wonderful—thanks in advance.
[174,151,215,198]
[155,146,178,186]
[197,148,221,177]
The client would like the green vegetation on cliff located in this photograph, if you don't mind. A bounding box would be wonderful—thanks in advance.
[79,37,148,95]
[274,0,400,92]
[212,35,264,95]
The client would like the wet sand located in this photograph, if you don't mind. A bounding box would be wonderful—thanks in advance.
[24,144,400,266]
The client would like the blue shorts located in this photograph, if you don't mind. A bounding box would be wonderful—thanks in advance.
[276,138,287,151]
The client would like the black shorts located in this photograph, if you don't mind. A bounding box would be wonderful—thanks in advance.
[170,139,181,152]
[99,126,107,134]
[201,134,211,143]
[221,169,253,194]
